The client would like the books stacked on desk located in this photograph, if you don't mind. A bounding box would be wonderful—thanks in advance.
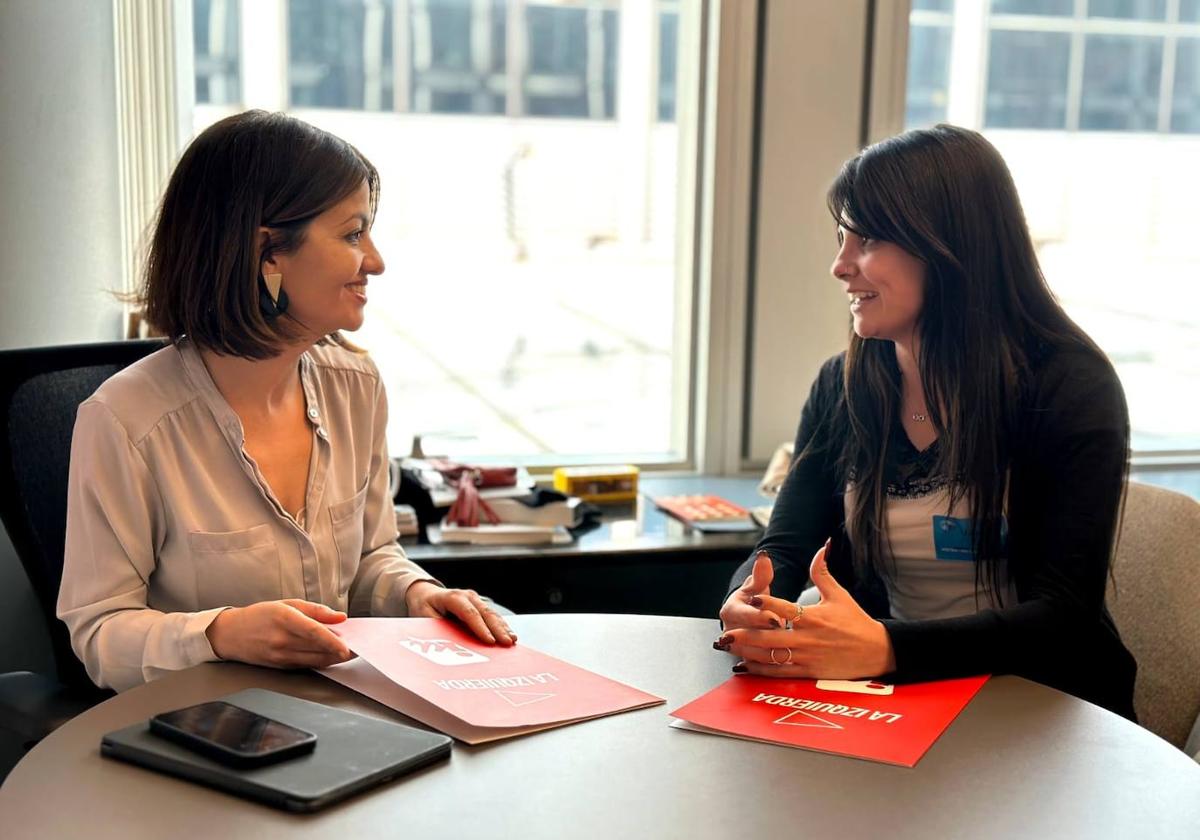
[430,493,583,546]
[652,494,760,533]
[401,458,538,508]
[395,504,420,536]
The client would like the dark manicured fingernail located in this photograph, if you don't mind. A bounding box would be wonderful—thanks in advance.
[749,595,764,608]
[712,640,730,651]
[732,662,748,674]
[768,618,782,629]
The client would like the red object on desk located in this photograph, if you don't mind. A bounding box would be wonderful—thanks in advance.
[322,618,663,743]
[654,494,749,524]
[670,673,988,767]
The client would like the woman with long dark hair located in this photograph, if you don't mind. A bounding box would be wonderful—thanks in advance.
[59,111,515,691]
[716,125,1135,717]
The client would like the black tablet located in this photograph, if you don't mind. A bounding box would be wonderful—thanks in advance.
[101,688,451,812]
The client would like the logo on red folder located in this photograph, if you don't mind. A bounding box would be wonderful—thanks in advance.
[815,679,894,696]
[398,637,490,666]
[774,709,844,729]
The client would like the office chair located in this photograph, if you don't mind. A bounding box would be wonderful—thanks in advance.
[1107,480,1200,753]
[0,339,165,748]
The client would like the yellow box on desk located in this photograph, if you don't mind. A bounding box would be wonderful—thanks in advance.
[552,465,639,503]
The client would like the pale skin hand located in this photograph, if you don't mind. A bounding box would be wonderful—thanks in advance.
[206,599,354,669]
[716,540,897,679]
[405,581,517,647]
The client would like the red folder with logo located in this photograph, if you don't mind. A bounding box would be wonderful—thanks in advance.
[320,618,663,743]
[669,674,988,767]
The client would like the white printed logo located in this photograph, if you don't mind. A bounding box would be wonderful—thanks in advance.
[774,709,844,729]
[398,637,490,666]
[494,690,555,707]
[815,679,894,696]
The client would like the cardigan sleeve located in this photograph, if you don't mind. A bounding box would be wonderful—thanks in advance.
[727,355,845,601]
[882,349,1133,704]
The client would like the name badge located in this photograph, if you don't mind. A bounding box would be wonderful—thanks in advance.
[931,515,1006,561]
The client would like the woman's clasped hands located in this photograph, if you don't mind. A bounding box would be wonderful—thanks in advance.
[716,539,896,679]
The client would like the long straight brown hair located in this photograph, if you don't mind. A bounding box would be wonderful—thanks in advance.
[825,125,1125,602]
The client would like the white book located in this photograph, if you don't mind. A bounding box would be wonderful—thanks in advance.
[430,521,572,546]
[487,496,579,527]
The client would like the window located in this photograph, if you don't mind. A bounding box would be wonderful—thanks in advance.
[991,0,1072,14]
[1079,35,1162,131]
[906,3,953,127]
[190,0,697,466]
[1174,38,1200,131]
[905,0,1200,454]
[288,0,396,111]
[985,30,1071,129]
[975,1,1200,133]
[193,0,240,105]
[1088,0,1166,20]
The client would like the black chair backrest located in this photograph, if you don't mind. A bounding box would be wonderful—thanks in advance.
[0,339,166,689]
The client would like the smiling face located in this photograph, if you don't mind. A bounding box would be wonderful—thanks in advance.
[830,225,926,345]
[263,180,384,341]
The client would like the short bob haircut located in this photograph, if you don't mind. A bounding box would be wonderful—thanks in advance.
[138,110,380,359]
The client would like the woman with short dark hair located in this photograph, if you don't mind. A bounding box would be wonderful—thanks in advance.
[59,111,514,691]
[717,125,1136,717]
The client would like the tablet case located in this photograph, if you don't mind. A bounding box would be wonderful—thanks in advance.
[100,688,451,812]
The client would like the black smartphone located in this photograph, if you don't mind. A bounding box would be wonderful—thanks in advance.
[149,700,317,769]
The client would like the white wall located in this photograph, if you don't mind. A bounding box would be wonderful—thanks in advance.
[0,0,125,691]
[744,0,872,463]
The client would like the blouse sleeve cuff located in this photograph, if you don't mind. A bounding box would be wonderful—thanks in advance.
[183,607,230,664]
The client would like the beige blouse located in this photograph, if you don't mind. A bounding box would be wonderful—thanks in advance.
[57,338,434,691]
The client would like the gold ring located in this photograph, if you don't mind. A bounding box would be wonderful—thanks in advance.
[769,647,793,666]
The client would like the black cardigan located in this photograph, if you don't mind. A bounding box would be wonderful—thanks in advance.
[729,347,1137,719]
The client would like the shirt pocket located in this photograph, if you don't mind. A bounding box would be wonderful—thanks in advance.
[188,523,282,607]
[329,479,370,597]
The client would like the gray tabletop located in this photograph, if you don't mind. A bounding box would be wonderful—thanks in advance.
[3,614,1199,839]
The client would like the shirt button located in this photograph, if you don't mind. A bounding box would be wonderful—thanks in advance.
[308,408,319,419]
[317,427,328,439]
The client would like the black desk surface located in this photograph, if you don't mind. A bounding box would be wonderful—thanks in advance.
[403,475,767,563]
[401,477,767,617]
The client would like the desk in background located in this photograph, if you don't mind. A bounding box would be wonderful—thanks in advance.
[404,476,766,618]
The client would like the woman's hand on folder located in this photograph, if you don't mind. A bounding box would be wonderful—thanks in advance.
[205,599,354,669]
[719,551,780,631]
[405,581,517,647]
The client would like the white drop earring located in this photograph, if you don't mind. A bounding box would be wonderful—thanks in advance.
[263,272,283,303]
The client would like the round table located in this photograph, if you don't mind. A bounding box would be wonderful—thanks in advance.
[3,614,1198,839]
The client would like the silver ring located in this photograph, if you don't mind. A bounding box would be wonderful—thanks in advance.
[769,647,793,666]
[785,603,804,630]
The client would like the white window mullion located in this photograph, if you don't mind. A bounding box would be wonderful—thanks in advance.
[948,0,989,129]
[695,0,756,474]
[239,0,287,110]
[616,0,657,246]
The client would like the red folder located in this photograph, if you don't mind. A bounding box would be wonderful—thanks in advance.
[320,618,663,743]
[670,674,988,767]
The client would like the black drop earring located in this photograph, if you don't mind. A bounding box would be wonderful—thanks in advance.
[258,272,289,319]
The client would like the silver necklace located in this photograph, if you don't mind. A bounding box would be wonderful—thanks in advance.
[911,412,927,423]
